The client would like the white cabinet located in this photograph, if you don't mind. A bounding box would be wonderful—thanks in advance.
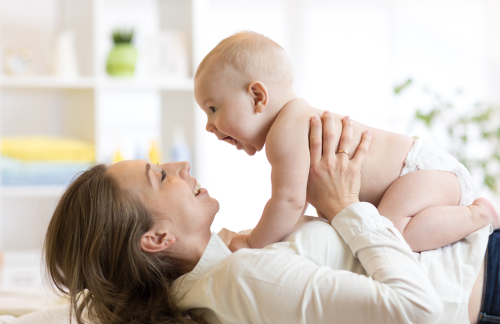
[0,0,197,262]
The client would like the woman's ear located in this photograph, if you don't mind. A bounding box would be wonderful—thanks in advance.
[140,230,176,253]
[248,81,269,113]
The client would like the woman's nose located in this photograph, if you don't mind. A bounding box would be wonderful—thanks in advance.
[178,161,190,179]
[161,161,190,178]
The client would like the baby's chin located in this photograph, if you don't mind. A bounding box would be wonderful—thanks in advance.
[235,140,257,156]
[242,146,257,156]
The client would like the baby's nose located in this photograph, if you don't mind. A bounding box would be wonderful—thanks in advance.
[206,122,216,133]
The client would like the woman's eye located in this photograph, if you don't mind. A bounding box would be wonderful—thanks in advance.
[209,106,217,114]
[161,170,166,182]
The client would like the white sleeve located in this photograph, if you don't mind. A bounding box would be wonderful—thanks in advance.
[208,202,443,324]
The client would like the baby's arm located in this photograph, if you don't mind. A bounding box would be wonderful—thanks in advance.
[229,108,311,251]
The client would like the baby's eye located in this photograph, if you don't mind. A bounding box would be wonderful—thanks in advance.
[161,170,166,182]
[209,106,217,114]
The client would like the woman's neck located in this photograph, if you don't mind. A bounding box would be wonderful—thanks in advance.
[167,233,211,274]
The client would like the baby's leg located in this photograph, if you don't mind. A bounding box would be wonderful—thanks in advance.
[378,170,496,252]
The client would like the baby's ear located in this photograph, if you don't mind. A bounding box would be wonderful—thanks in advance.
[248,81,268,113]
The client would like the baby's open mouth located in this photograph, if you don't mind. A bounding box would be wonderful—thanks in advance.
[221,136,236,146]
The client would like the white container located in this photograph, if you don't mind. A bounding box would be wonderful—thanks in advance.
[53,30,80,79]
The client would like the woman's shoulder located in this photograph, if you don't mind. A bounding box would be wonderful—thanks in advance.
[212,216,359,276]
[211,219,326,274]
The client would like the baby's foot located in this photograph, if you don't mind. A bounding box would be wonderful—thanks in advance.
[469,197,500,229]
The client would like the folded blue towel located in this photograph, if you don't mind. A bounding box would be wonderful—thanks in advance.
[1,156,92,186]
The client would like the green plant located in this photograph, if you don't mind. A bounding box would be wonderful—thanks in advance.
[395,78,500,193]
[112,29,134,44]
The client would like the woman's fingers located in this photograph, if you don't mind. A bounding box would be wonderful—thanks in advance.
[307,112,370,221]
[307,113,372,221]
[337,116,352,159]
[309,115,323,164]
[321,111,336,159]
[352,130,371,167]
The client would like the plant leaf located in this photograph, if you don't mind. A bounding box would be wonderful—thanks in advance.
[394,78,413,95]
[484,175,497,192]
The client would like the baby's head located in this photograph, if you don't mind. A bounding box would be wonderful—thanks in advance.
[194,31,294,156]
[195,31,293,87]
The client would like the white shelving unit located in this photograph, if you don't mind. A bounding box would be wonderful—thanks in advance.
[0,186,66,198]
[0,0,198,284]
[0,75,95,89]
[0,75,194,90]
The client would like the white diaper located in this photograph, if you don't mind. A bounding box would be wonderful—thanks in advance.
[400,137,474,206]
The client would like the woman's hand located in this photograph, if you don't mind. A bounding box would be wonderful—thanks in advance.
[306,111,371,222]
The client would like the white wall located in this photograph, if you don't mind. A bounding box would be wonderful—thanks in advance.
[193,0,500,233]
[194,1,288,232]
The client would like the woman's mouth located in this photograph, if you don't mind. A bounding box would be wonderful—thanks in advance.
[194,182,201,196]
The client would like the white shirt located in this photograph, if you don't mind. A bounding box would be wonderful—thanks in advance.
[413,222,491,322]
[173,202,492,324]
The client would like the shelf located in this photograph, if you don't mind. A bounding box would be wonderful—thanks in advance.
[97,77,194,91]
[0,76,194,91]
[0,0,198,253]
[0,76,94,89]
[0,186,66,198]
[0,250,44,287]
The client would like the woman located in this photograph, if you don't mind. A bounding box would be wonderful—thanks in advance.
[44,112,492,324]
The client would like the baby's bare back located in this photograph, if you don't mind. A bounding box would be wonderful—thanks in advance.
[285,99,414,206]
[343,115,413,206]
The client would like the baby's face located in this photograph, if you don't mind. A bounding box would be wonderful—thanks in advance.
[194,63,266,156]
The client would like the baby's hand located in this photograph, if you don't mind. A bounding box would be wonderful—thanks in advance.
[218,228,238,248]
[229,234,251,252]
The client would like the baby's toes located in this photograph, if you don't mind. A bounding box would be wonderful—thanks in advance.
[474,197,500,229]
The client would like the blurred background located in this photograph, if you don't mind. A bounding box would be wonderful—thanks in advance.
[0,0,498,288]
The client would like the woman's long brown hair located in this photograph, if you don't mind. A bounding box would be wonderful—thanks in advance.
[44,164,205,324]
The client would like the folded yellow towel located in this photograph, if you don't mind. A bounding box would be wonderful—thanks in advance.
[1,136,95,162]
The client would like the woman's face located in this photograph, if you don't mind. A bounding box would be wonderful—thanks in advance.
[107,160,219,240]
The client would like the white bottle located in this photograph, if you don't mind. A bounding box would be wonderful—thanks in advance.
[53,30,79,79]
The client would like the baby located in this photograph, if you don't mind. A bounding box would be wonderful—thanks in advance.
[194,31,499,252]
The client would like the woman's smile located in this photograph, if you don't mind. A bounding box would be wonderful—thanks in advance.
[196,188,208,196]
[194,181,201,196]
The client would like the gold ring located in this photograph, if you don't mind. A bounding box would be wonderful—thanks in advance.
[337,150,350,156]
